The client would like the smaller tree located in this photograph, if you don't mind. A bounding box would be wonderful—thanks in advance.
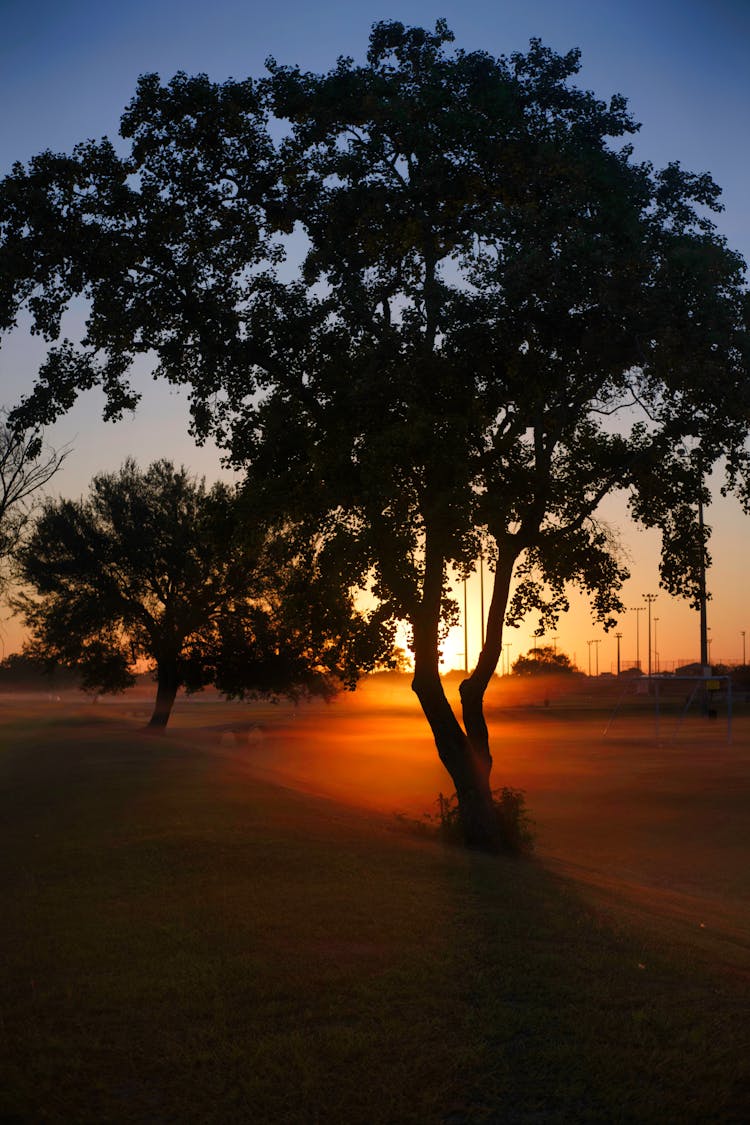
[14,459,392,727]
[511,646,577,677]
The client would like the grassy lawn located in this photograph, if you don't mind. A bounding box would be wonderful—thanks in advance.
[1,702,749,1122]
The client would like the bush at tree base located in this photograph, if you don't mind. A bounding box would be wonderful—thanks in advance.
[427,788,535,854]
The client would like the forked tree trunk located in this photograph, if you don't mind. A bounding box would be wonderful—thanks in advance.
[460,554,516,761]
[148,661,179,729]
[412,664,500,850]
[410,531,508,851]
[411,544,518,852]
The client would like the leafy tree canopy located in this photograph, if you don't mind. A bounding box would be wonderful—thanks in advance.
[14,459,393,726]
[1,21,748,843]
[512,646,577,676]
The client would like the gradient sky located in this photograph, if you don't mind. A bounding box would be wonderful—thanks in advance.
[1,0,749,669]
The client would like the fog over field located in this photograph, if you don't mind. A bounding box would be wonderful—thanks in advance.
[156,681,750,969]
[8,674,746,968]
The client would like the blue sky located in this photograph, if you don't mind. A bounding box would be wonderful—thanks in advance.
[1,0,749,665]
[2,0,748,262]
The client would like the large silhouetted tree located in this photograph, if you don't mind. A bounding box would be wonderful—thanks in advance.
[14,460,392,727]
[1,22,748,846]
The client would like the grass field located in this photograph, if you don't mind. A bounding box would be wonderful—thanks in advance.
[1,683,749,1122]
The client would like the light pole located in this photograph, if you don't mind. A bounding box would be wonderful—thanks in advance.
[630,607,644,670]
[643,594,657,678]
[697,484,709,667]
[504,642,511,676]
[479,549,485,650]
[615,632,622,676]
[742,630,746,667]
[653,618,659,674]
[463,576,468,674]
[552,635,558,654]
[593,638,601,677]
[587,639,593,677]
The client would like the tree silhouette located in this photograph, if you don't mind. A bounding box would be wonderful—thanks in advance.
[1,22,748,846]
[14,460,392,727]
[512,647,576,676]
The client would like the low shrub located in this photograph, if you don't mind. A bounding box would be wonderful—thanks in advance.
[397,788,535,854]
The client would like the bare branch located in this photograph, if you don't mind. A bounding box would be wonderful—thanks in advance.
[0,408,71,560]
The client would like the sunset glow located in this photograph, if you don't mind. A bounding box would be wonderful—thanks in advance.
[114,682,750,917]
[1,1,749,670]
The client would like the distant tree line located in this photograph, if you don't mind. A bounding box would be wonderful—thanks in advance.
[511,646,577,677]
[0,651,81,691]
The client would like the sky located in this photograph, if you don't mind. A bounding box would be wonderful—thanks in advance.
[1,0,749,670]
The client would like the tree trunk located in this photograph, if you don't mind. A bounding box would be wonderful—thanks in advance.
[459,554,516,759]
[412,665,501,851]
[148,661,179,729]
[451,551,518,849]
[411,527,502,851]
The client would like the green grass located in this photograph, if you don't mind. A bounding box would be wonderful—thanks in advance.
[1,704,749,1123]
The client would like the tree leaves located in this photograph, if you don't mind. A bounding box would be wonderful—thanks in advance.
[14,460,394,708]
[1,18,748,678]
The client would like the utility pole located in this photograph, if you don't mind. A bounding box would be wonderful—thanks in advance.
[479,549,485,649]
[615,632,622,676]
[463,576,468,674]
[644,594,657,679]
[697,487,708,667]
[630,606,644,671]
[653,618,659,674]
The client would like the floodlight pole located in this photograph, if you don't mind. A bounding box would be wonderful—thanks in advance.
[653,618,659,674]
[697,489,709,667]
[463,576,468,674]
[644,594,657,679]
[479,549,485,649]
[630,606,644,670]
[615,632,622,676]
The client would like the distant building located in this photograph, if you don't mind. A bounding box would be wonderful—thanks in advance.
[675,663,711,678]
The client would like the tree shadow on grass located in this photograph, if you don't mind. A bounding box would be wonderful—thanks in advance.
[1,711,749,1123]
[438,847,750,1123]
